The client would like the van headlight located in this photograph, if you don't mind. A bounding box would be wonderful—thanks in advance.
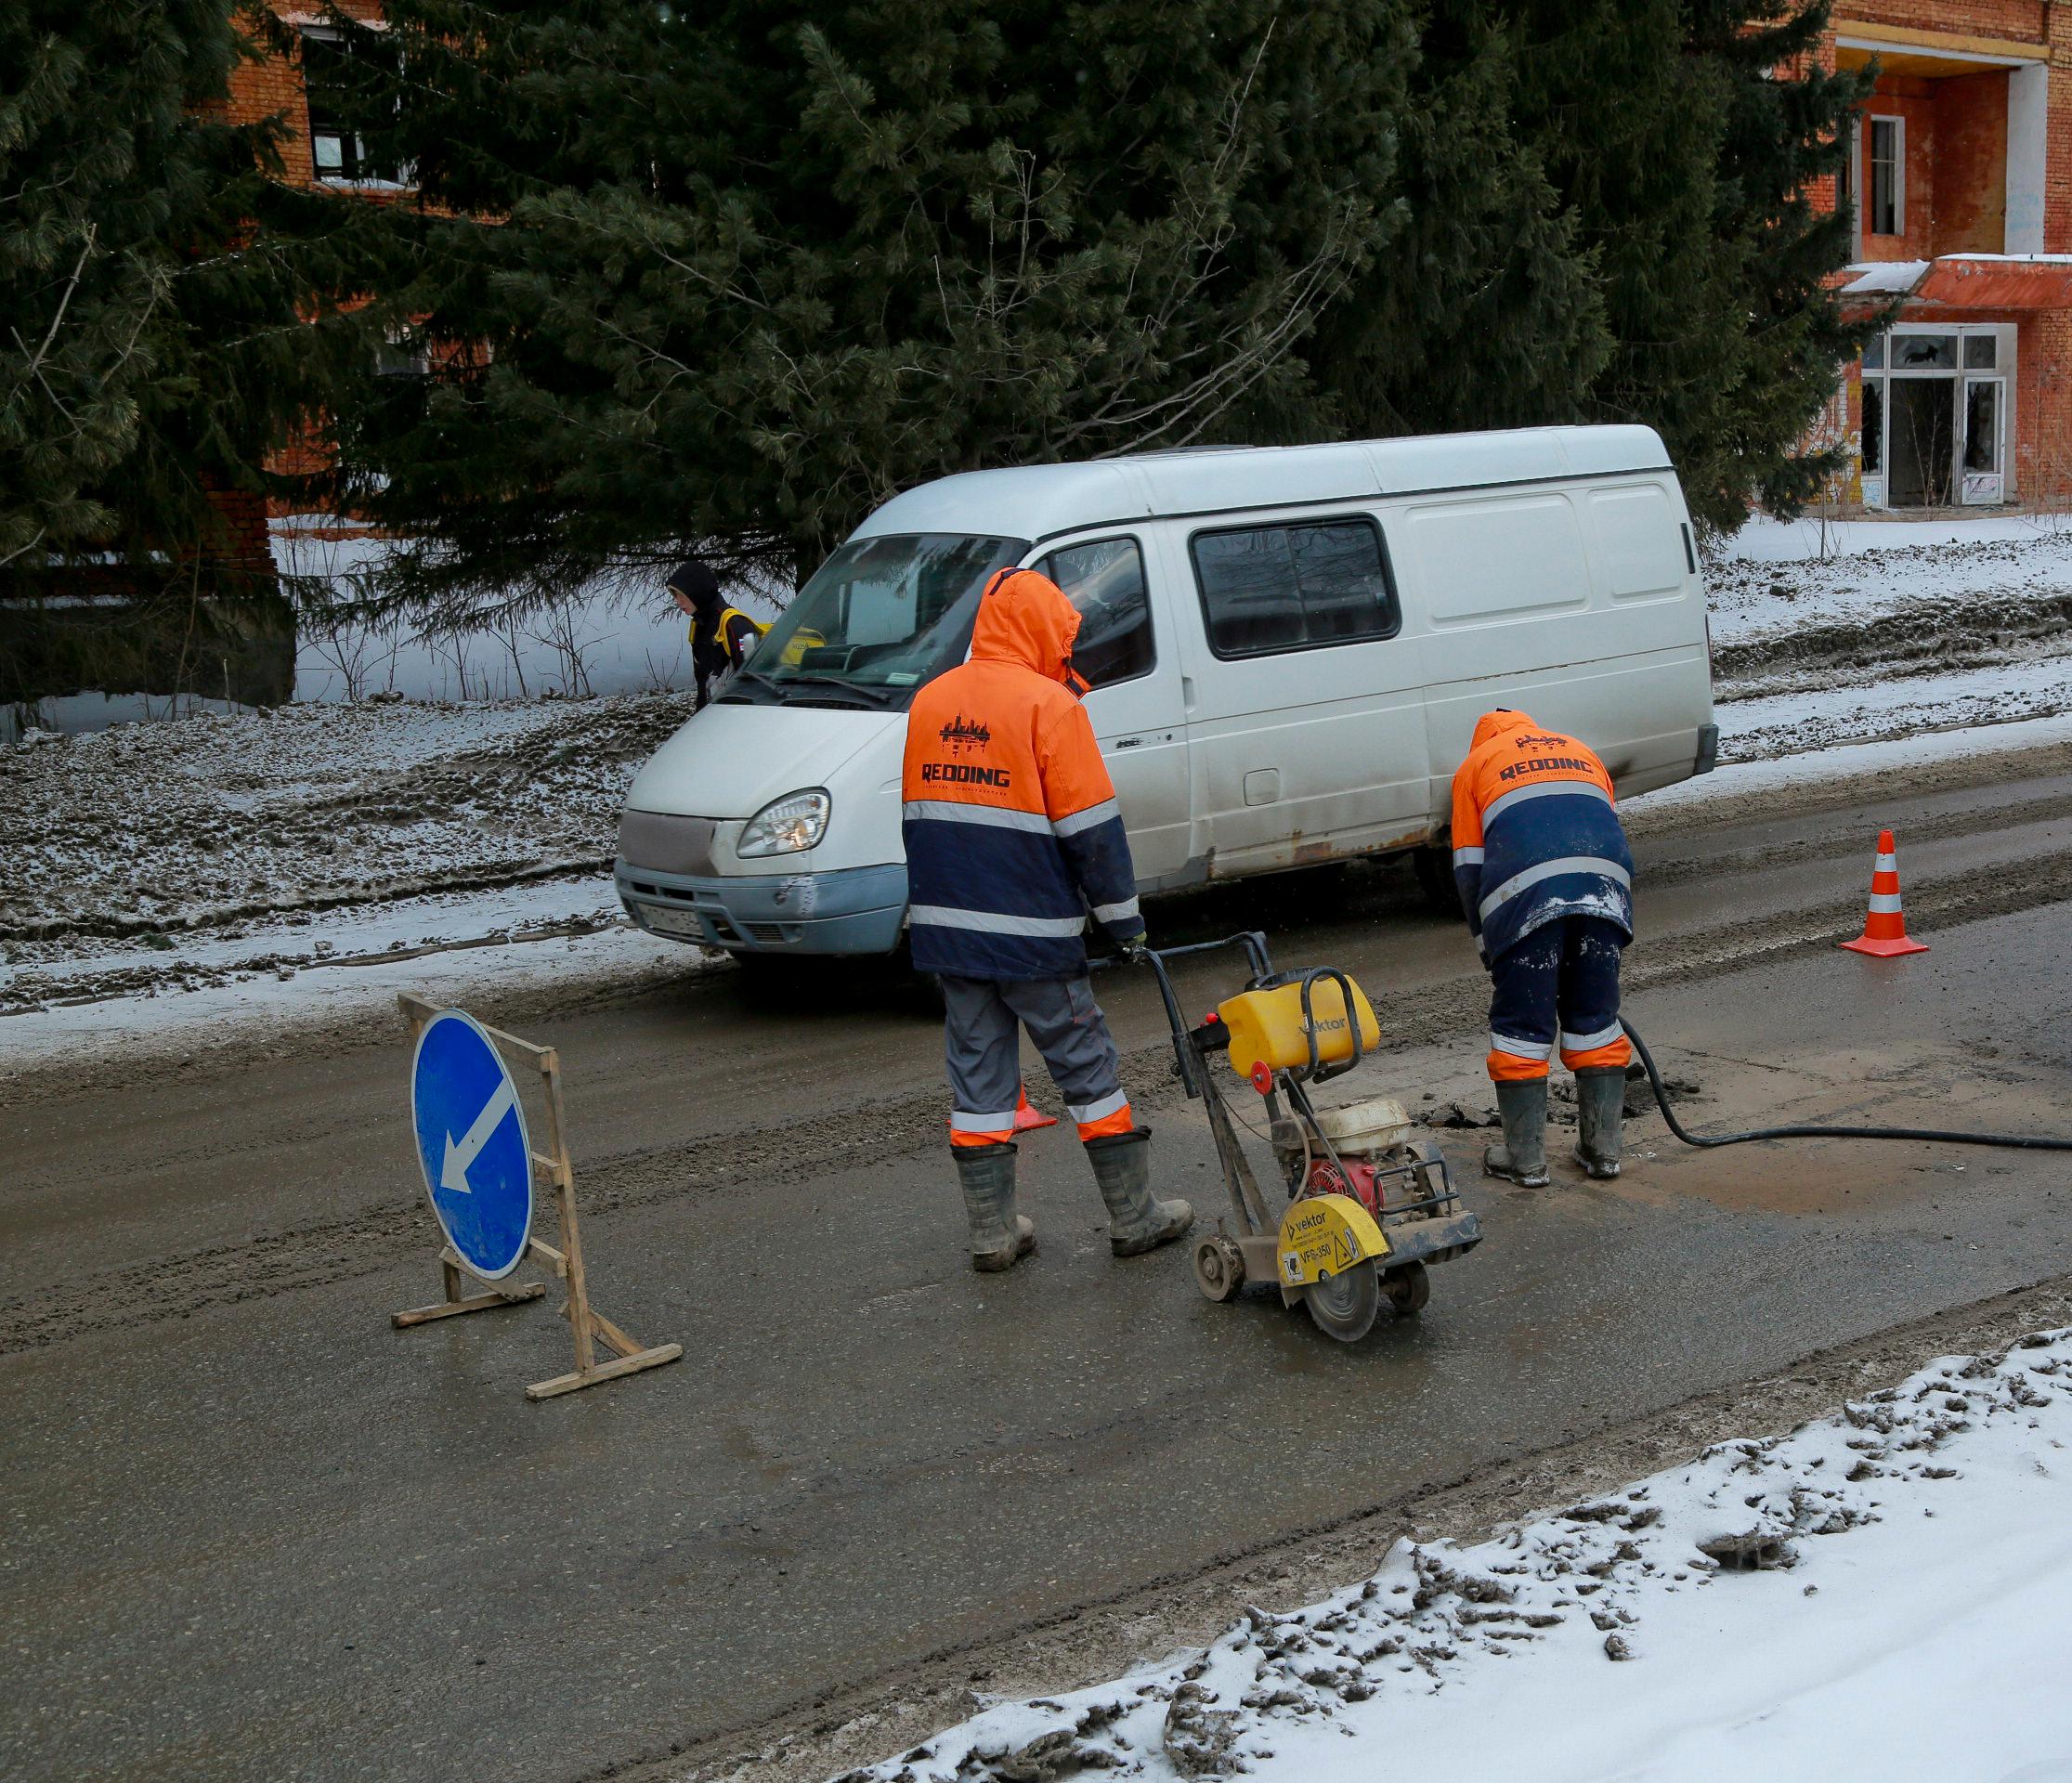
[737,788,830,857]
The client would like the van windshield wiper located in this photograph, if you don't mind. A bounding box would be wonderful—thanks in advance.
[768,673,896,709]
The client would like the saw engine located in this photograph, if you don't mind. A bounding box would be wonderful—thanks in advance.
[1274,1098,1460,1228]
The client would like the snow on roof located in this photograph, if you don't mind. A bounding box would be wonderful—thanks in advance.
[1842,260,1929,295]
[854,425,1675,545]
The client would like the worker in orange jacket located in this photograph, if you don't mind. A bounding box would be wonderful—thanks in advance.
[1450,709,1635,1186]
[902,567,1192,1271]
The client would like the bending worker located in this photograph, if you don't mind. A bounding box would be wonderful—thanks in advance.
[666,558,767,709]
[1450,709,1635,1186]
[902,567,1192,1271]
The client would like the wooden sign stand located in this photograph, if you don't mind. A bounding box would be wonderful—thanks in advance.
[393,992,683,1400]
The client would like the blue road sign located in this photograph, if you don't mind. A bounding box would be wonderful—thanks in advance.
[410,1009,534,1281]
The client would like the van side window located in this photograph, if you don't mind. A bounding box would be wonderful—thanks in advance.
[1189,518,1399,658]
[1037,537,1153,686]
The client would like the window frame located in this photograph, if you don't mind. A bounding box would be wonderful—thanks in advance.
[1868,114,1904,238]
[1186,511,1402,663]
[1033,531,1158,690]
[300,23,410,190]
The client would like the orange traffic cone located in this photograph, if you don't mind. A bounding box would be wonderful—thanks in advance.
[1840,829,1929,957]
[1012,1085,1057,1132]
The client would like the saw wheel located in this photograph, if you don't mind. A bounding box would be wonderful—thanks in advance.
[1302,1260,1380,1343]
[1192,1234,1245,1303]
[1383,1259,1431,1316]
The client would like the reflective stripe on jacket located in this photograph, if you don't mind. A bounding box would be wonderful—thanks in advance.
[1449,709,1634,963]
[902,569,1140,979]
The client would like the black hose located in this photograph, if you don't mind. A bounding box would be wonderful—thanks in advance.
[1619,1016,2072,1153]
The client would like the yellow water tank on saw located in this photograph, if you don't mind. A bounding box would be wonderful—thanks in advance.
[1217,975,1380,1079]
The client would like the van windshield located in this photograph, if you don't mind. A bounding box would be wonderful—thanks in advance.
[735,533,1027,709]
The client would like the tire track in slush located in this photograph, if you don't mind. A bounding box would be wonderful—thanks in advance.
[6,844,2072,1355]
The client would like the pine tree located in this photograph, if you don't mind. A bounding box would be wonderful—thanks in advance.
[1307,5,1612,442]
[325,0,1417,622]
[1493,0,1872,529]
[0,0,361,695]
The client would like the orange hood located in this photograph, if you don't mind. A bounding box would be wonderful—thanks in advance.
[971,568,1082,686]
[1471,709,1536,750]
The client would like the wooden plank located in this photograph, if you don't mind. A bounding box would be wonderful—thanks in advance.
[585,1306,646,1360]
[524,1343,683,1401]
[396,990,553,1059]
[539,1051,598,1375]
[392,1282,546,1328]
[526,1237,567,1276]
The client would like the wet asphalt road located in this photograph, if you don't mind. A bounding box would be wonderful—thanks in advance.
[5,765,2072,1781]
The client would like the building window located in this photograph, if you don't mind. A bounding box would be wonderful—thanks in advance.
[375,324,429,379]
[1190,518,1400,659]
[1861,379,1883,474]
[1869,116,1903,236]
[1893,332,1956,371]
[1964,381,2001,475]
[302,28,402,186]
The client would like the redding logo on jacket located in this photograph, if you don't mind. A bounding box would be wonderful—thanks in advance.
[940,715,991,755]
[1498,755,1598,782]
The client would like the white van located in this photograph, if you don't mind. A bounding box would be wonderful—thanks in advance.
[614,426,1716,957]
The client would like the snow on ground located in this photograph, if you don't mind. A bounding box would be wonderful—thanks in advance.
[841,1332,2072,1783]
[1711,653,2072,765]
[1697,515,2072,763]
[5,513,2070,1047]
[0,691,684,971]
[1723,510,2072,566]
[0,897,679,1080]
[1630,708,2072,817]
[1707,524,2072,647]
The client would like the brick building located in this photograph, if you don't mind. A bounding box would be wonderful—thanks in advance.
[1818,6,2072,509]
[216,6,2072,517]
[225,3,410,512]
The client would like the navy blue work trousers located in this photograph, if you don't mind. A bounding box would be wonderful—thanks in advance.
[1486,916,1630,1082]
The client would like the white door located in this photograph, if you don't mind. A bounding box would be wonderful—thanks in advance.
[1961,375,2005,505]
[1033,533,1192,886]
[1168,511,1429,878]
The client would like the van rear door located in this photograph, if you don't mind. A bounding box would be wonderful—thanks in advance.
[1410,480,1708,805]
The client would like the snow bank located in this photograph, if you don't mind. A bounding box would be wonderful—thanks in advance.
[846,1332,2072,1782]
[1725,512,2072,565]
[1631,709,2072,819]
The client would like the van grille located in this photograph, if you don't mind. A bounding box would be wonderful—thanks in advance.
[618,811,720,877]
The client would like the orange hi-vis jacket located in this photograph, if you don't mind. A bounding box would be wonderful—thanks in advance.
[902,569,1141,980]
[1449,710,1635,964]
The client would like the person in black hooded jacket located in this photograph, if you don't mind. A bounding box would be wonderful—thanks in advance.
[667,559,766,709]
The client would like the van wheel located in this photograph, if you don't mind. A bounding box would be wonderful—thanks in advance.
[1412,847,1463,918]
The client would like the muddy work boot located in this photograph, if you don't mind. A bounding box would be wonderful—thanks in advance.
[1572,1066,1625,1179]
[954,1141,1036,1272]
[1483,1079,1550,1187]
[1086,1129,1193,1256]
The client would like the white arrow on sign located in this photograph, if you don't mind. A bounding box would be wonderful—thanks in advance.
[439,1078,516,1196]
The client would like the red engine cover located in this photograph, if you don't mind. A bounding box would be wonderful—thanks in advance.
[1305,1157,1385,1219]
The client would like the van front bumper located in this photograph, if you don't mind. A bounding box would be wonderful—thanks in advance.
[615,860,908,957]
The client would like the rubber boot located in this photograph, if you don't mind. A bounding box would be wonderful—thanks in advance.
[1573,1066,1625,1179]
[955,1141,1036,1272]
[1482,1079,1550,1187]
[1085,1128,1193,1256]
